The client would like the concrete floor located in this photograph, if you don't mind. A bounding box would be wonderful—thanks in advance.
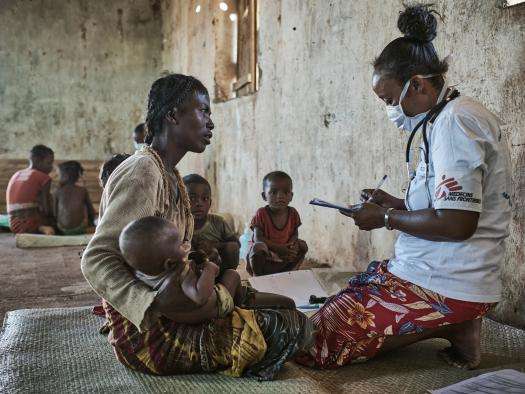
[0,233,99,322]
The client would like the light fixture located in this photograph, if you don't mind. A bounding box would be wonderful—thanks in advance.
[229,13,237,21]
[195,5,201,13]
[219,2,228,11]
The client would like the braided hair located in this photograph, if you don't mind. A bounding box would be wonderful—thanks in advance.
[143,146,194,243]
[144,73,208,144]
[373,3,448,88]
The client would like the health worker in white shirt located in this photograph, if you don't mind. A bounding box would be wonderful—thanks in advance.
[300,4,512,371]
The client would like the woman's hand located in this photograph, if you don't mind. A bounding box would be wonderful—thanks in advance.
[340,202,387,231]
[360,189,406,210]
[151,270,185,318]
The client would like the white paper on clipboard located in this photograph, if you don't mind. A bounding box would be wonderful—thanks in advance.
[248,270,328,312]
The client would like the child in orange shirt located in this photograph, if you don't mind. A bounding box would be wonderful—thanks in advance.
[6,145,55,234]
[247,171,308,276]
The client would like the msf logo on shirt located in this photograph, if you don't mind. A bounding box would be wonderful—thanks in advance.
[435,175,463,200]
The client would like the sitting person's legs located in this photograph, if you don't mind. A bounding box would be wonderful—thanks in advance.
[219,241,240,271]
[247,242,270,276]
[283,239,309,271]
[296,239,308,261]
[379,317,483,369]
[297,261,492,369]
[248,291,296,310]
[219,268,242,304]
[221,267,296,309]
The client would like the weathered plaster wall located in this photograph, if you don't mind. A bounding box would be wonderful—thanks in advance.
[164,1,525,326]
[0,0,163,160]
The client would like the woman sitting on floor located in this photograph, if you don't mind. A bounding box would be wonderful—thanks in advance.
[81,73,313,380]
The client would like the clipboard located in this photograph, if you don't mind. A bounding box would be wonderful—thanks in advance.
[309,198,362,214]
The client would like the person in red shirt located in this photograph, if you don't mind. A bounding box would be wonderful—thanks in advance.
[247,171,308,276]
[6,145,55,234]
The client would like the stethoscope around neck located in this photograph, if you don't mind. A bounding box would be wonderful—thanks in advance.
[404,88,460,210]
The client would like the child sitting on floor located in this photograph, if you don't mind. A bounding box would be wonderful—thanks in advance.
[99,154,131,188]
[183,174,240,275]
[54,161,96,235]
[119,216,243,322]
[247,171,308,276]
[6,145,55,235]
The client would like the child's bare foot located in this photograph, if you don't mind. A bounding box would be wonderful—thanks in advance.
[438,318,482,369]
[38,225,55,235]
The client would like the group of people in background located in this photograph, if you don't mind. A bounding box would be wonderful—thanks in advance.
[5,130,309,280]
[6,145,95,236]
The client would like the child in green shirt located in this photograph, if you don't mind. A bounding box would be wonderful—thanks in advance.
[183,174,240,274]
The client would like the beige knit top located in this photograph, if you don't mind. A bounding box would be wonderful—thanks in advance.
[81,148,193,331]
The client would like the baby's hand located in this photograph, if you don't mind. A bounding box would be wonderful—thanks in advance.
[188,249,208,266]
[206,247,222,266]
[203,261,220,278]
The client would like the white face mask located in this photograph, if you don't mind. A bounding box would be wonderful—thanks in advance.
[134,142,147,151]
[386,74,446,132]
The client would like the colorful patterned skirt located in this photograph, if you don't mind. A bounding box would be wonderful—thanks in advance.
[102,300,313,380]
[296,261,492,369]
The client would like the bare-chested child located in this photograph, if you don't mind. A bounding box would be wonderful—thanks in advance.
[183,174,240,275]
[54,161,95,235]
[247,171,308,276]
[119,216,243,322]
[6,145,55,235]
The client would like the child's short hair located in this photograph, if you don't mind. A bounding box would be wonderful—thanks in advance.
[119,216,178,274]
[183,173,211,193]
[120,216,173,248]
[262,171,293,189]
[134,123,146,135]
[30,145,54,160]
[58,161,83,185]
[99,154,131,188]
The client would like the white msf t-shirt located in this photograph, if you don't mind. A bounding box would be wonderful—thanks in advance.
[388,95,511,303]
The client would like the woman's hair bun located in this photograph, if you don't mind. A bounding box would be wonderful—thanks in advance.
[397,3,440,43]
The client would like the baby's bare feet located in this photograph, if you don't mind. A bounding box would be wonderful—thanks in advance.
[438,318,482,369]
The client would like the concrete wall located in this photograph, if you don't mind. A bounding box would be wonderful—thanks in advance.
[163,0,525,326]
[0,0,163,160]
